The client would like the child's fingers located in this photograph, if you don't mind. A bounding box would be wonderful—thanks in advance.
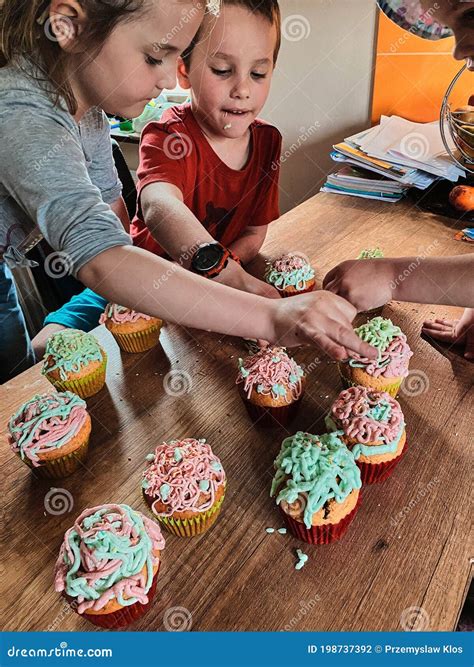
[310,333,349,361]
[421,326,455,342]
[423,318,458,328]
[422,321,454,333]
[324,319,377,359]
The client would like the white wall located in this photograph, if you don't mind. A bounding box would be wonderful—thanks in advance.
[263,0,378,212]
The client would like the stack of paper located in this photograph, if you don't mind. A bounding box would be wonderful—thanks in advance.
[321,165,406,202]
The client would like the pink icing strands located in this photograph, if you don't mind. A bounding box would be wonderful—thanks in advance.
[99,303,153,325]
[54,504,165,614]
[236,346,304,402]
[351,336,413,378]
[143,438,226,516]
[331,386,403,443]
[272,254,308,273]
[9,393,88,466]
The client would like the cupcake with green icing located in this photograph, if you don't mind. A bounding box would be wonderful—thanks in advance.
[326,386,407,484]
[8,391,91,478]
[42,329,107,399]
[54,504,165,628]
[265,253,316,297]
[271,431,362,544]
[236,346,306,426]
[142,438,226,537]
[339,317,412,398]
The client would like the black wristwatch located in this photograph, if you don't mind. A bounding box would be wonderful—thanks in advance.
[190,243,240,279]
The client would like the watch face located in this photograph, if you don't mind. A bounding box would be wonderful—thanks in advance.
[194,244,224,272]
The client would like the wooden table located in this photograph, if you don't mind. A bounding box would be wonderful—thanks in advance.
[1,194,473,632]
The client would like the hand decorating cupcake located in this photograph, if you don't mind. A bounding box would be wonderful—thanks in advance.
[265,252,316,297]
[54,504,165,629]
[141,438,226,537]
[326,386,407,484]
[99,303,163,353]
[42,329,107,398]
[236,346,305,426]
[8,391,91,478]
[339,316,412,397]
[271,431,362,545]
[357,248,385,315]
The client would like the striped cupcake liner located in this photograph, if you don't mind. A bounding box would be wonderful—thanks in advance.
[21,436,90,479]
[47,354,107,399]
[240,392,302,427]
[357,440,408,484]
[278,494,362,545]
[338,365,402,398]
[155,494,226,537]
[112,324,162,354]
[75,563,160,629]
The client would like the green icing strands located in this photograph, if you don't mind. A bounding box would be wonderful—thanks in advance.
[42,329,103,381]
[357,247,384,260]
[353,317,402,361]
[271,431,361,529]
[368,401,391,422]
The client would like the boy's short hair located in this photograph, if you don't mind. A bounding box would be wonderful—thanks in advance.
[182,0,281,68]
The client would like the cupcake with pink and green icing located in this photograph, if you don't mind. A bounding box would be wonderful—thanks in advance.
[54,503,165,629]
[265,253,316,296]
[99,303,162,353]
[236,346,305,426]
[8,391,91,478]
[326,386,407,484]
[42,329,107,398]
[141,437,226,537]
[339,317,412,397]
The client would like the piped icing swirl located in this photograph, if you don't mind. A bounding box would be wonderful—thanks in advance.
[9,391,88,466]
[54,504,165,614]
[236,346,304,402]
[326,386,405,458]
[265,253,315,290]
[347,317,412,378]
[99,303,154,325]
[270,431,361,529]
[142,438,226,517]
[42,329,104,381]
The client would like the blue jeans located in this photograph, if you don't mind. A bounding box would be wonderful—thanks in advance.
[0,262,35,383]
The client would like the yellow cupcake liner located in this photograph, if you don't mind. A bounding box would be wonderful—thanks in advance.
[156,493,225,537]
[112,324,162,354]
[46,353,107,399]
[338,365,402,398]
[20,436,90,479]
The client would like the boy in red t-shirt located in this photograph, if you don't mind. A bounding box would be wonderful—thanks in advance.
[131,0,283,298]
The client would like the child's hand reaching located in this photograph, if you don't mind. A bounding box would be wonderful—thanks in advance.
[422,308,474,361]
[323,259,394,312]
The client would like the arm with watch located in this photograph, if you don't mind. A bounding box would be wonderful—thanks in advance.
[140,182,280,298]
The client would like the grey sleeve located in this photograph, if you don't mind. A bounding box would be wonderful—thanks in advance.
[0,105,131,277]
[87,110,123,205]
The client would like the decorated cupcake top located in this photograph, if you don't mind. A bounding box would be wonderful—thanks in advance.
[326,386,405,458]
[42,329,104,381]
[99,303,154,325]
[142,438,226,517]
[236,346,304,402]
[9,391,88,466]
[357,247,384,259]
[271,431,361,529]
[347,317,412,378]
[265,253,315,291]
[54,504,165,614]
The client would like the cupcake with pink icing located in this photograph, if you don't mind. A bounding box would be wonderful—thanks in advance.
[236,346,305,426]
[141,438,226,537]
[326,386,407,484]
[54,503,165,628]
[339,317,413,397]
[8,391,91,478]
[265,252,316,297]
[99,303,163,353]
